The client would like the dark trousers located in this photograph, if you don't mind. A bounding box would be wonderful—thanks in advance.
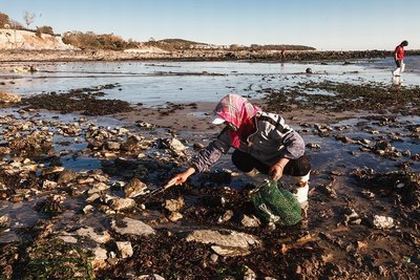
[231,150,311,177]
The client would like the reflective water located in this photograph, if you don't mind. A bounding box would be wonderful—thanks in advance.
[1,56,419,106]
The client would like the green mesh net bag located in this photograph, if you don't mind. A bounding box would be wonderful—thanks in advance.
[250,180,302,226]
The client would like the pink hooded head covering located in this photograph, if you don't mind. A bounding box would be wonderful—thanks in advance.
[213,94,260,148]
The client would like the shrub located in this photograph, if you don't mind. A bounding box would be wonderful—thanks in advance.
[62,31,138,50]
[0,12,10,28]
[36,25,54,36]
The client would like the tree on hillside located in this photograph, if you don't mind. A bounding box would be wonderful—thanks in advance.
[23,11,35,28]
[0,12,10,28]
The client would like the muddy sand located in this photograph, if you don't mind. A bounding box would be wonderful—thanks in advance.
[0,81,419,279]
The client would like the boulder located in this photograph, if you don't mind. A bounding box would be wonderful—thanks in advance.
[111,217,155,236]
[0,92,21,104]
[186,229,261,257]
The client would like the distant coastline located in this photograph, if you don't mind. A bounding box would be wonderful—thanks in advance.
[2,49,419,63]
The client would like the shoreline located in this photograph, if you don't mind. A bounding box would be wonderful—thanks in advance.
[1,49,420,63]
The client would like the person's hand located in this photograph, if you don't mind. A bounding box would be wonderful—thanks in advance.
[165,167,196,188]
[269,163,284,181]
[269,158,289,181]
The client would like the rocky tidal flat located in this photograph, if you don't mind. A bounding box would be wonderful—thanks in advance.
[0,77,419,279]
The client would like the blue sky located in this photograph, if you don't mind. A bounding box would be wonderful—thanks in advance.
[0,0,419,50]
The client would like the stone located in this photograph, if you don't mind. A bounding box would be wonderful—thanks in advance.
[186,229,261,257]
[168,212,183,222]
[164,197,184,212]
[241,215,261,228]
[0,92,21,104]
[243,265,257,280]
[106,141,121,151]
[210,253,219,263]
[373,215,394,229]
[109,197,136,211]
[0,215,11,228]
[76,227,112,244]
[57,170,77,184]
[217,210,234,224]
[116,241,133,258]
[42,180,58,189]
[124,177,148,198]
[306,143,321,149]
[111,217,155,236]
[93,246,108,259]
[305,67,313,74]
[87,182,110,194]
[169,138,186,152]
[83,205,94,214]
[86,193,101,203]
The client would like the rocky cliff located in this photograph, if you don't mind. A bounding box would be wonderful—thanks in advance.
[0,28,74,50]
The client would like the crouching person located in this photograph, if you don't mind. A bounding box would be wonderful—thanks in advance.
[167,94,311,210]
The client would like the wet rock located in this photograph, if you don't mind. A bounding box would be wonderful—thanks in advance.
[57,170,77,184]
[83,205,94,214]
[335,135,356,144]
[218,210,234,224]
[109,197,136,211]
[241,215,261,228]
[121,135,142,151]
[164,197,185,212]
[373,215,394,229]
[86,193,101,203]
[342,208,362,226]
[111,217,155,236]
[76,226,112,244]
[168,212,183,222]
[185,229,261,257]
[136,121,155,129]
[87,182,110,194]
[361,190,375,199]
[162,138,186,153]
[42,179,58,189]
[0,92,21,104]
[306,143,321,150]
[34,195,64,215]
[318,177,337,199]
[106,141,121,151]
[243,265,257,280]
[124,177,148,198]
[0,214,11,228]
[210,253,219,263]
[116,241,133,258]
[305,68,313,74]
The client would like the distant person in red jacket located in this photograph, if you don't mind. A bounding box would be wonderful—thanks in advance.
[393,40,408,77]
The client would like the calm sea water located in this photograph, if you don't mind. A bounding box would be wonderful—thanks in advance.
[1,56,419,106]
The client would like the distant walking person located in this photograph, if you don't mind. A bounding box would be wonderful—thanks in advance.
[393,40,408,77]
